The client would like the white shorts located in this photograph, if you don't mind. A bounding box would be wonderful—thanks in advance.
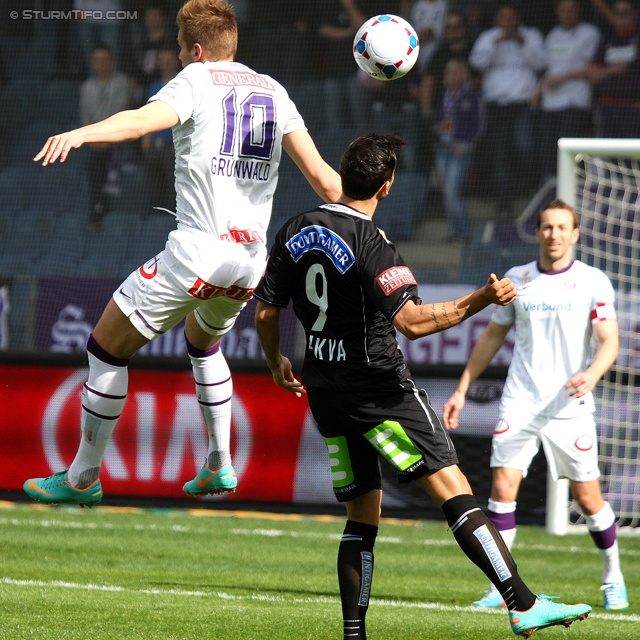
[489,412,600,482]
[114,227,267,341]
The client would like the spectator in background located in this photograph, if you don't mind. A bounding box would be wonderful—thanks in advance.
[416,10,476,174]
[246,1,309,83]
[435,59,482,242]
[418,11,476,120]
[460,0,500,41]
[409,0,447,71]
[141,42,180,213]
[49,0,86,79]
[589,0,640,138]
[469,3,546,219]
[75,0,124,73]
[532,0,601,183]
[305,0,366,129]
[590,0,632,27]
[131,4,176,103]
[80,44,131,226]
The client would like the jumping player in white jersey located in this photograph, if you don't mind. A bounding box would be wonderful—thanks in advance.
[255,136,592,639]
[443,199,629,611]
[23,0,341,506]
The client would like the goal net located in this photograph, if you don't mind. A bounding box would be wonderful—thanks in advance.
[549,138,640,534]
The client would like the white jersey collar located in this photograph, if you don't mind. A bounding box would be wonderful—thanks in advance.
[319,203,371,222]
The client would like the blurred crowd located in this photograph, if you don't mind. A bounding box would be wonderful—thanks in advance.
[4,0,639,234]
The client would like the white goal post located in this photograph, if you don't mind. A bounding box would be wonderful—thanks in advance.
[547,138,640,535]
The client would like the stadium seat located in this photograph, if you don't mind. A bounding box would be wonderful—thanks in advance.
[125,210,174,268]
[2,78,43,133]
[459,221,539,286]
[516,177,556,243]
[374,171,427,242]
[0,165,26,212]
[0,214,19,275]
[42,80,81,128]
[80,209,143,279]
[22,160,90,213]
[35,218,86,277]
[269,163,323,247]
[287,80,325,132]
[7,208,57,275]
[13,122,61,165]
[116,166,151,214]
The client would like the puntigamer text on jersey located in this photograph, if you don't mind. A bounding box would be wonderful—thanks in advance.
[286,225,356,274]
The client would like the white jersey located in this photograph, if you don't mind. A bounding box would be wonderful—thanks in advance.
[492,260,616,419]
[541,22,601,111]
[149,61,306,242]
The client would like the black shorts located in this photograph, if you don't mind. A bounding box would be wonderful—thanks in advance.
[307,379,459,503]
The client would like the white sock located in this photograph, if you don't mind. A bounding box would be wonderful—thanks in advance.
[487,498,517,549]
[68,350,128,487]
[189,346,233,470]
[585,503,624,584]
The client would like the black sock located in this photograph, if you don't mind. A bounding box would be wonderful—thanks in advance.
[337,520,378,640]
[441,494,536,611]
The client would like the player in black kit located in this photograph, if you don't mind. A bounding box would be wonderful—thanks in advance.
[254,134,591,640]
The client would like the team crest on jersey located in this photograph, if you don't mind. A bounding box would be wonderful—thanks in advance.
[519,270,532,288]
[375,266,416,295]
[286,225,355,273]
[564,279,576,290]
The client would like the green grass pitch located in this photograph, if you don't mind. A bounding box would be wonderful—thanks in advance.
[0,500,638,639]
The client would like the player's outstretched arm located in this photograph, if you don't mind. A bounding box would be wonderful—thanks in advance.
[392,273,515,341]
[255,300,306,398]
[282,130,342,203]
[442,320,512,429]
[34,101,180,166]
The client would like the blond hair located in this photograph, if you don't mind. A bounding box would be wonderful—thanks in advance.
[176,0,237,60]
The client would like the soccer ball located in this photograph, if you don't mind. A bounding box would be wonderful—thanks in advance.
[353,15,420,81]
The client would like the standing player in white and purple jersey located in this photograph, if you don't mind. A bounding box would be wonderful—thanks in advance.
[443,199,629,611]
[23,0,341,506]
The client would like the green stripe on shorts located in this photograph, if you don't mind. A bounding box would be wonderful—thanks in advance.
[365,421,422,471]
[322,435,355,488]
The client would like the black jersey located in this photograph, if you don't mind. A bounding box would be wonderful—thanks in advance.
[254,203,421,390]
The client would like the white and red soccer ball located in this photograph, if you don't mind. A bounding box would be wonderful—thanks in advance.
[353,15,420,81]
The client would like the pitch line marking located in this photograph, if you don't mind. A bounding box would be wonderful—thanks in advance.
[2,514,640,558]
[0,577,638,623]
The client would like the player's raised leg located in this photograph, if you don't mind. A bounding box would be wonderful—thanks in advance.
[474,466,523,607]
[421,467,591,637]
[24,299,149,506]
